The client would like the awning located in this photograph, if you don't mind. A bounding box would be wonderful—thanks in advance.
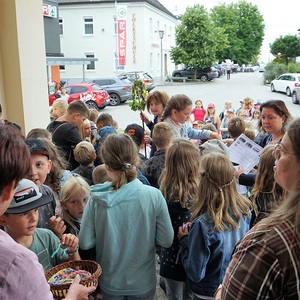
[46,57,98,65]
[46,57,99,81]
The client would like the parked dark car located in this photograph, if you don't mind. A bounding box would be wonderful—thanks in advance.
[213,64,224,77]
[49,83,110,109]
[172,67,218,81]
[119,71,155,91]
[292,87,300,104]
[84,77,132,106]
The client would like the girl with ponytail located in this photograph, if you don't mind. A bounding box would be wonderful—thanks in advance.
[79,133,173,299]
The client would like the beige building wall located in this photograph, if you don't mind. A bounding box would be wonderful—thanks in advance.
[0,0,50,135]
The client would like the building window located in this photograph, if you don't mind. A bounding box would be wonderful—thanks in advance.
[59,18,63,35]
[149,18,153,37]
[86,54,95,70]
[150,52,153,71]
[84,17,93,35]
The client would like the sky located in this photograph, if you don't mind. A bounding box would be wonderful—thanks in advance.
[159,0,300,64]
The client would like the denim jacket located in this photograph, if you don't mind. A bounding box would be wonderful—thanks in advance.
[179,211,251,297]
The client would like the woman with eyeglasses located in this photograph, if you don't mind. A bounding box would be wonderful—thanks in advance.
[216,117,300,299]
[255,99,292,148]
[235,99,293,188]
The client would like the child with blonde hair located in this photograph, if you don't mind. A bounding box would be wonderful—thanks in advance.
[250,144,284,226]
[92,164,111,184]
[142,122,174,188]
[50,98,68,121]
[203,102,221,132]
[159,138,201,300]
[79,119,92,142]
[60,176,90,236]
[72,141,96,185]
[88,108,98,144]
[178,153,251,299]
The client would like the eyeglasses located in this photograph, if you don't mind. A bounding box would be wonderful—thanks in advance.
[272,142,296,160]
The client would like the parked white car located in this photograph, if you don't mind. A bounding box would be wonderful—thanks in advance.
[270,73,300,97]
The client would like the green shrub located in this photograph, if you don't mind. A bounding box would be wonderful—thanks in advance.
[263,63,286,84]
[287,63,298,73]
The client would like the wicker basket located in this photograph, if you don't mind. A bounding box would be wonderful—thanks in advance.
[45,260,102,300]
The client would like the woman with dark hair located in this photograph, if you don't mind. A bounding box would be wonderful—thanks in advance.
[255,99,292,148]
[217,117,300,299]
[140,90,169,157]
[236,99,293,187]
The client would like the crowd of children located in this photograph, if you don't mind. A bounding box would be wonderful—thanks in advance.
[0,91,299,300]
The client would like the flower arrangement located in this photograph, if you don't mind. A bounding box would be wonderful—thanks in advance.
[129,76,148,112]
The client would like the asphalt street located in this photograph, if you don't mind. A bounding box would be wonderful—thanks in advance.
[104,72,300,130]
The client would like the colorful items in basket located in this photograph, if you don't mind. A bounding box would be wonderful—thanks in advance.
[48,268,92,285]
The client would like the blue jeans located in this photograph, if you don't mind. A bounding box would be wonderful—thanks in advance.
[164,278,194,300]
[101,287,156,300]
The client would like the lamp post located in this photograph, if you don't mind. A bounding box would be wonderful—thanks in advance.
[158,30,164,84]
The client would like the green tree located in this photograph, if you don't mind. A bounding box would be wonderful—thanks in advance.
[270,35,300,65]
[211,1,265,65]
[170,4,228,79]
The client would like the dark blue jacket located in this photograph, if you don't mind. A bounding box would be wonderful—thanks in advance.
[180,211,251,296]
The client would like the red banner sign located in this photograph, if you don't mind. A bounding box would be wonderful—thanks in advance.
[117,6,127,67]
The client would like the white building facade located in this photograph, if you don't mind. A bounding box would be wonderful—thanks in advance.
[58,0,178,81]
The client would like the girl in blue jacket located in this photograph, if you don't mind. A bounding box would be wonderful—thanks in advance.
[178,153,251,299]
[79,133,173,299]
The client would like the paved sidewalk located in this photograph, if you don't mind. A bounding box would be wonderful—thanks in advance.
[155,255,167,300]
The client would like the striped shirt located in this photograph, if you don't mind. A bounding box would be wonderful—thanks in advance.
[221,220,300,299]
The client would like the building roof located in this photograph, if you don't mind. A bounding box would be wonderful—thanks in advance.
[58,0,177,19]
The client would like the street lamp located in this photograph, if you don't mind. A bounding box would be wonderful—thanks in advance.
[158,30,164,84]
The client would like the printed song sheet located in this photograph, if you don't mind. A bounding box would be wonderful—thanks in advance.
[229,134,263,174]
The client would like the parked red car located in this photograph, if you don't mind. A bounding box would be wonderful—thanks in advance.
[49,83,110,110]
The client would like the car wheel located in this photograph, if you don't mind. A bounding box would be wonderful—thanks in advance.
[292,91,300,104]
[85,100,98,110]
[200,75,208,81]
[271,84,276,92]
[286,87,291,97]
[109,93,121,106]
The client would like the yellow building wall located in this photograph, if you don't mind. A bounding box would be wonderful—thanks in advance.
[0,0,50,135]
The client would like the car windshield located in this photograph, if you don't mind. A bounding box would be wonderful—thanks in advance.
[143,73,153,80]
[121,78,132,85]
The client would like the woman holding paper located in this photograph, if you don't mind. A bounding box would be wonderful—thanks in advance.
[236,100,292,186]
